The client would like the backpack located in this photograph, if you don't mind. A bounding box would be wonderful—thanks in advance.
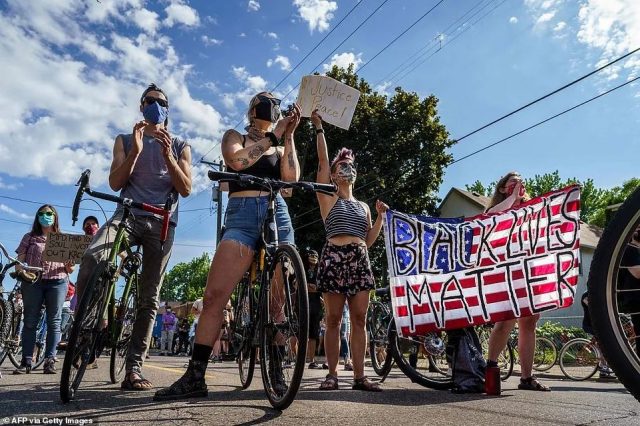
[448,327,486,393]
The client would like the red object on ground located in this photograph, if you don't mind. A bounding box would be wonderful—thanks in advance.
[485,366,501,396]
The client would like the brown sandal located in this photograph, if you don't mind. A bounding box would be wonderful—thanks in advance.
[352,376,382,392]
[121,371,153,391]
[518,376,551,392]
[319,374,338,390]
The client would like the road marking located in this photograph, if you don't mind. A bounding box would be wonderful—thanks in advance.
[143,363,218,381]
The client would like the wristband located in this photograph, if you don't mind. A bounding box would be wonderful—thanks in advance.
[265,132,280,146]
[315,128,324,134]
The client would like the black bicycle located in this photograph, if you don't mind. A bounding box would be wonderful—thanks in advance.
[588,188,640,400]
[366,287,393,378]
[60,170,170,403]
[210,170,335,410]
[0,242,43,370]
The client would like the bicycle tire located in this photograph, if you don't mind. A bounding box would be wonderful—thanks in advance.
[368,303,392,377]
[389,320,454,390]
[559,338,599,381]
[259,244,308,410]
[60,261,110,403]
[477,326,515,381]
[588,186,640,401]
[0,297,13,346]
[532,336,557,372]
[7,316,47,370]
[232,276,256,389]
[110,274,137,384]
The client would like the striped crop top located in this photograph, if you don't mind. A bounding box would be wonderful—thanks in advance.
[325,198,369,240]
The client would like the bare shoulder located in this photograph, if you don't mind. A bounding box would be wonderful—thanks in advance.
[222,129,243,145]
[359,200,371,213]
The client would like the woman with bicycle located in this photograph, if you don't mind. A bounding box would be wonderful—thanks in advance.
[14,205,74,374]
[155,92,302,401]
[311,110,388,392]
[485,172,550,392]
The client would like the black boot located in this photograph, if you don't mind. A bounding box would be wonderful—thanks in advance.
[268,345,288,396]
[153,359,208,401]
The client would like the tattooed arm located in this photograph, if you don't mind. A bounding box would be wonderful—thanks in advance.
[221,129,275,171]
[280,104,301,182]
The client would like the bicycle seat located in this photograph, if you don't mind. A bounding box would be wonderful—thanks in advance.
[374,286,391,298]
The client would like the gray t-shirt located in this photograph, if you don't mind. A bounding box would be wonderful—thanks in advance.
[116,133,189,225]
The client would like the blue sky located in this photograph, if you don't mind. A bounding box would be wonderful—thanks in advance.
[0,0,638,272]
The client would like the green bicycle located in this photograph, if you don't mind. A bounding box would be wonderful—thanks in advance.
[60,169,171,403]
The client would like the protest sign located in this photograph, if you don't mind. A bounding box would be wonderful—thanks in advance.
[383,185,581,336]
[296,75,360,130]
[43,233,93,264]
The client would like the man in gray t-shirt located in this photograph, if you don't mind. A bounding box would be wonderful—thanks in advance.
[75,83,192,390]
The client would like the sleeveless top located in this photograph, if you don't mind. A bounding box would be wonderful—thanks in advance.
[228,136,281,194]
[325,198,369,240]
[117,133,189,225]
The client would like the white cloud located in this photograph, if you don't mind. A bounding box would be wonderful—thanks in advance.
[221,66,268,113]
[554,21,567,31]
[537,11,556,24]
[267,55,292,71]
[0,177,20,190]
[248,0,260,12]
[374,81,393,96]
[239,32,247,37]
[0,0,226,188]
[290,43,299,51]
[293,0,337,33]
[322,52,363,71]
[267,32,278,39]
[201,35,223,46]
[164,0,200,28]
[0,204,30,219]
[509,16,518,24]
[128,8,160,34]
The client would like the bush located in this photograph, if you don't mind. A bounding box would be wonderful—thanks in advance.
[537,321,588,347]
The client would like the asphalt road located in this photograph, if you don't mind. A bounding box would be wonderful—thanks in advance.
[0,354,637,426]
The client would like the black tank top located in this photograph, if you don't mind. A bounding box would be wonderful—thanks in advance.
[228,136,281,194]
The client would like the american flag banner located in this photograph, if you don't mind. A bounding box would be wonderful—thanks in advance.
[383,185,581,337]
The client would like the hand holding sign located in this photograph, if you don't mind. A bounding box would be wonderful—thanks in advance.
[296,75,361,130]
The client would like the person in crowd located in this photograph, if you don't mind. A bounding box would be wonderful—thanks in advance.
[580,292,616,379]
[154,93,302,401]
[485,172,550,391]
[75,83,192,390]
[13,205,74,374]
[176,317,190,356]
[311,110,388,392]
[305,249,323,369]
[189,298,204,356]
[618,228,640,358]
[340,303,353,371]
[318,318,327,361]
[160,305,177,356]
[221,300,234,356]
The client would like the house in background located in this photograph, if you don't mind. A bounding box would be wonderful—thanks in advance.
[438,188,602,328]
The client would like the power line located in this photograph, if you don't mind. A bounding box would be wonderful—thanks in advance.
[294,75,640,232]
[0,217,31,226]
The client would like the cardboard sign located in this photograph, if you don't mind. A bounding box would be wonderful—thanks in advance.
[43,233,93,264]
[384,186,581,336]
[296,75,360,130]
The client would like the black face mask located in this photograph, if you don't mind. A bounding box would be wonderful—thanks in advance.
[254,98,281,123]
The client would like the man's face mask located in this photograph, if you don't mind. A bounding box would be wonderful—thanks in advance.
[84,223,99,236]
[142,99,169,124]
[254,95,281,123]
[334,162,357,184]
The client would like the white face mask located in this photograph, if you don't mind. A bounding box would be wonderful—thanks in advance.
[335,162,357,183]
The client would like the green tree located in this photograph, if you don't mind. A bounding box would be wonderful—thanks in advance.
[288,65,454,284]
[160,253,210,303]
[591,178,640,227]
[465,180,494,197]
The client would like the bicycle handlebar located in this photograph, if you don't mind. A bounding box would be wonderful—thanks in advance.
[0,242,43,272]
[72,170,173,247]
[207,170,337,196]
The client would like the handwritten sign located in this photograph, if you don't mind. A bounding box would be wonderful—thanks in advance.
[383,185,581,336]
[43,233,93,264]
[296,75,361,130]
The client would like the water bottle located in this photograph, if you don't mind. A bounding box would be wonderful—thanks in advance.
[485,365,501,396]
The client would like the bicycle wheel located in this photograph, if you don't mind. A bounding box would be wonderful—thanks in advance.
[367,302,392,377]
[588,187,640,401]
[231,276,256,389]
[477,326,515,381]
[110,276,137,384]
[389,320,454,390]
[60,261,111,403]
[259,244,308,410]
[559,338,599,381]
[533,336,557,372]
[0,297,12,345]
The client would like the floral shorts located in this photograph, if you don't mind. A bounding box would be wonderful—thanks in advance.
[316,242,375,297]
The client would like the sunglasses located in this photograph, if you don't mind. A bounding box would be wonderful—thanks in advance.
[256,95,281,106]
[37,211,55,217]
[143,96,169,108]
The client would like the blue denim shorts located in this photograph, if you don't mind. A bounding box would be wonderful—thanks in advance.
[221,194,295,249]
